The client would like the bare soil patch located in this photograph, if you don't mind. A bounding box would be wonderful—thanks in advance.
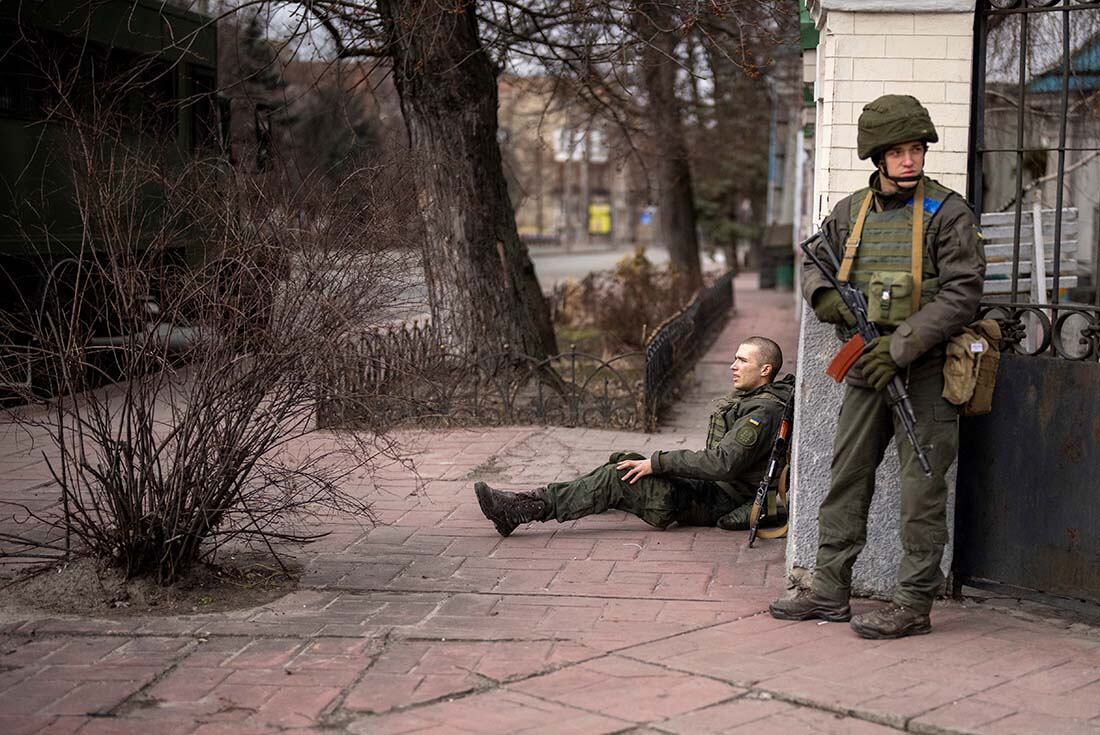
[0,553,299,617]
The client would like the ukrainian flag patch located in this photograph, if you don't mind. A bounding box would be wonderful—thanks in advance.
[907,196,943,216]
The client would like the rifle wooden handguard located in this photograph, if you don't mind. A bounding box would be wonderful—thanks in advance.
[826,334,866,383]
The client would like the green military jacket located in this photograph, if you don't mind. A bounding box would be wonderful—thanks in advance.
[649,375,794,497]
[802,173,985,383]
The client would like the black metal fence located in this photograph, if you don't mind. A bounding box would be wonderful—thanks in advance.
[977,301,1100,359]
[644,270,736,424]
[969,0,1100,359]
[318,271,736,432]
[318,338,646,431]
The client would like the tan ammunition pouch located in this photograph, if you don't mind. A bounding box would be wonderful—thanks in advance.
[867,271,915,327]
[942,319,1002,416]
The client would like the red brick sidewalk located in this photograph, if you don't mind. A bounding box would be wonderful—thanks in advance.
[1,277,1099,734]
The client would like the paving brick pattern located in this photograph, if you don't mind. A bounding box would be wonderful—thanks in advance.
[1,276,1099,733]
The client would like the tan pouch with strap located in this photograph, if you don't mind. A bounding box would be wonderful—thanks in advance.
[962,320,1002,417]
[942,319,1002,416]
[943,329,982,405]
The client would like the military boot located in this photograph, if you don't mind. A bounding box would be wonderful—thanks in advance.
[716,500,786,531]
[716,501,753,531]
[849,603,931,639]
[769,589,851,622]
[474,482,550,537]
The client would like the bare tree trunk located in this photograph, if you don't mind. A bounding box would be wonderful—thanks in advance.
[637,1,703,293]
[702,39,771,271]
[378,0,557,357]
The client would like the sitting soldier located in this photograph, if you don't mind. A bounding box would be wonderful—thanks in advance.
[474,336,793,536]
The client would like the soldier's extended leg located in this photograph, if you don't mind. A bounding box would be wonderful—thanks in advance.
[475,452,683,536]
[850,361,956,639]
[542,451,682,529]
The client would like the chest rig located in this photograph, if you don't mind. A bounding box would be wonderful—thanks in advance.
[836,178,952,328]
[705,395,741,451]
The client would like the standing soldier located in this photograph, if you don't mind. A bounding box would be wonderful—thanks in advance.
[769,95,985,638]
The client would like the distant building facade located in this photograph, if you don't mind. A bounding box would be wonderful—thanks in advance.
[497,76,652,249]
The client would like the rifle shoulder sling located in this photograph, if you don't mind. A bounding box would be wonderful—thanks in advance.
[838,191,874,283]
[911,179,925,314]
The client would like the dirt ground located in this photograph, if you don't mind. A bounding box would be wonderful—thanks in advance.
[0,552,298,617]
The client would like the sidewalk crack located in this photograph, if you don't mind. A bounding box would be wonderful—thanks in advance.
[106,638,201,718]
[318,628,394,729]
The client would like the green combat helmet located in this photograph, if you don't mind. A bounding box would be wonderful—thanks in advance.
[857,94,938,161]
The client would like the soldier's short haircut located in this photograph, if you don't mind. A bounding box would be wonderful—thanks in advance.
[742,336,783,380]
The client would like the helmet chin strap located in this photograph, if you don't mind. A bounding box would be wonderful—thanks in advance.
[877,162,924,186]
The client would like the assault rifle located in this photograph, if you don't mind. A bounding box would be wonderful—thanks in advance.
[800,231,933,477]
[747,390,794,548]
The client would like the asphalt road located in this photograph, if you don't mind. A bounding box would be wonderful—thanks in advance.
[392,244,677,322]
[529,244,671,288]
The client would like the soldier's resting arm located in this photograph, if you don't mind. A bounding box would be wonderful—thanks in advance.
[890,197,986,367]
[649,397,782,482]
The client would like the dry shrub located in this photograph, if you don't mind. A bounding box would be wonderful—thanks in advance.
[0,74,421,583]
[551,247,688,350]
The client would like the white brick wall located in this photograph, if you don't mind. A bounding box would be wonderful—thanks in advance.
[885,36,948,60]
[813,9,974,219]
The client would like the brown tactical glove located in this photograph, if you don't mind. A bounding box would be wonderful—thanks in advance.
[812,290,856,327]
[860,335,897,391]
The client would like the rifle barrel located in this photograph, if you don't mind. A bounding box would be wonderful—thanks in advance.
[887,377,934,476]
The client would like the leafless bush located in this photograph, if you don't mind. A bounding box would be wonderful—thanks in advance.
[550,247,688,350]
[0,82,421,583]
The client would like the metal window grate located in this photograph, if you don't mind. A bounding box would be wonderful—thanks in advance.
[969,0,1100,360]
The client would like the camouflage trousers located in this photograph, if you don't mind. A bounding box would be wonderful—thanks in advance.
[812,356,959,614]
[542,452,754,529]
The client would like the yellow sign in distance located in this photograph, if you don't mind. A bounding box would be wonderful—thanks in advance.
[588,203,611,235]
